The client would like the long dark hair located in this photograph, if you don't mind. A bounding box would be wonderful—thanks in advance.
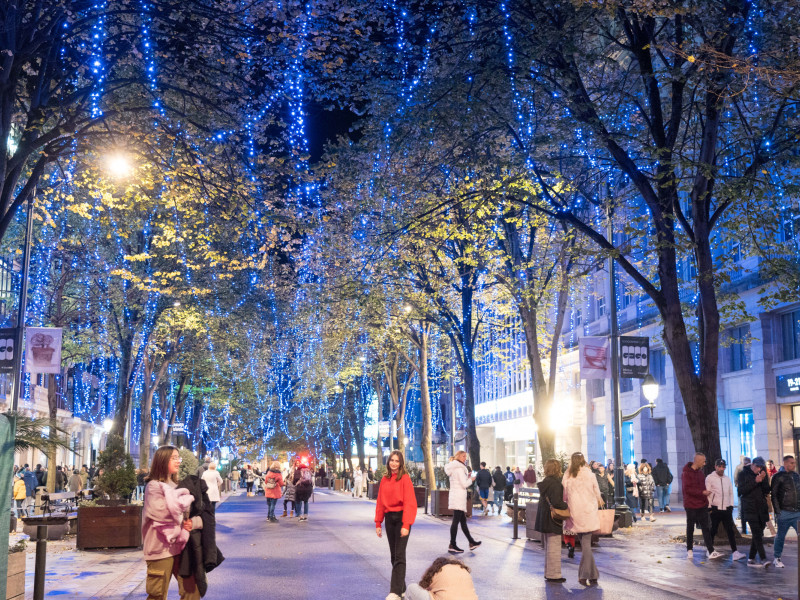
[418,557,470,590]
[568,452,585,479]
[147,445,179,484]
[384,450,408,481]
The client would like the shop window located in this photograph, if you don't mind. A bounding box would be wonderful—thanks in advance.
[781,309,800,361]
[738,410,756,458]
[623,421,635,465]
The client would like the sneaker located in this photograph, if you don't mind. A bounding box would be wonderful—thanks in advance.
[649,516,656,522]
[664,506,671,512]
[707,551,724,560]
[469,540,482,550]
[773,558,785,568]
[747,559,764,568]
[762,559,771,568]
[731,551,746,561]
[448,545,464,554]
[686,549,693,559]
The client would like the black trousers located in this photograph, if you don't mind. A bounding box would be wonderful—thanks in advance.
[685,507,714,551]
[384,511,410,596]
[450,509,475,546]
[709,507,737,551]
[746,517,766,560]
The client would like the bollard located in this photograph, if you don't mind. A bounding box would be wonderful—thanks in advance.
[424,485,429,515]
[33,524,47,600]
[512,493,519,540]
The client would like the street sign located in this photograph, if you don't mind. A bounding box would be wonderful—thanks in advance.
[620,336,649,379]
[173,422,185,434]
[378,421,390,437]
[777,372,800,397]
[0,328,17,374]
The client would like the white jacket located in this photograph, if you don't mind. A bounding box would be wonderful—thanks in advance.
[705,472,734,509]
[445,459,474,511]
[562,466,603,533]
[201,469,223,502]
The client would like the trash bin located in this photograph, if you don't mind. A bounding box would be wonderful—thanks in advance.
[525,500,541,541]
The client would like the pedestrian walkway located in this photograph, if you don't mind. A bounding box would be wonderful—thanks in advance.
[12,489,799,599]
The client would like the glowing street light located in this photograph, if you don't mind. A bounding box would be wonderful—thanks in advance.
[106,153,133,178]
[103,418,114,433]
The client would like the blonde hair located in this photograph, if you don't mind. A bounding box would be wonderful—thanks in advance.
[270,460,281,470]
[209,462,217,470]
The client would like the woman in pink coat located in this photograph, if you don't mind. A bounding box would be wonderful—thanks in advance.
[562,452,604,586]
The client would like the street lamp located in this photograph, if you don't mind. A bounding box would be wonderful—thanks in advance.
[152,435,159,446]
[106,153,133,178]
[622,374,659,421]
[103,418,114,433]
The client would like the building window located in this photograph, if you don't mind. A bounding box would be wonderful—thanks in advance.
[650,349,666,385]
[781,309,800,362]
[596,296,605,318]
[620,378,633,393]
[728,325,750,372]
[623,421,635,465]
[586,378,605,399]
[575,309,582,327]
[738,410,756,458]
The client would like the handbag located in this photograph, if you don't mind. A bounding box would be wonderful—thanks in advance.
[546,496,570,523]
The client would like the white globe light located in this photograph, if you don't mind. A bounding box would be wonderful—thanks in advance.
[642,374,659,402]
[107,154,133,178]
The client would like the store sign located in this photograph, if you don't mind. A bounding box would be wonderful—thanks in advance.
[620,336,649,379]
[776,372,800,397]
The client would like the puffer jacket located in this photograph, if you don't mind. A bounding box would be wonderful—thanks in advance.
[444,459,473,511]
[263,468,284,500]
[637,473,655,499]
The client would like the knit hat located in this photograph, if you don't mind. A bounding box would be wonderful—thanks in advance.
[751,456,766,468]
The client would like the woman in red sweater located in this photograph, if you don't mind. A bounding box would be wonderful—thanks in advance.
[375,450,417,600]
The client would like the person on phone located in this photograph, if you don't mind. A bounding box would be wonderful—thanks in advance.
[375,450,417,600]
[444,451,481,554]
[737,456,772,567]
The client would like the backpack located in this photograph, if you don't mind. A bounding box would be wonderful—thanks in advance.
[298,467,313,487]
[505,471,515,486]
[265,474,278,489]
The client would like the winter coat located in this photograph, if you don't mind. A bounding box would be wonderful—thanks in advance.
[293,467,313,502]
[737,467,771,522]
[142,480,194,561]
[201,469,223,503]
[284,469,296,502]
[475,468,493,490]
[637,473,655,499]
[513,470,523,487]
[444,459,474,511]
[562,466,603,534]
[771,470,800,515]
[492,469,506,492]
[263,468,284,500]
[13,478,26,500]
[681,463,708,510]
[705,472,735,510]
[68,473,83,493]
[523,466,537,486]
[595,472,613,505]
[178,475,225,597]
[651,461,673,487]
[534,475,568,535]
[244,468,255,483]
[23,470,37,497]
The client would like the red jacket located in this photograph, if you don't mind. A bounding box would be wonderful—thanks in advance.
[681,462,708,509]
[375,473,417,529]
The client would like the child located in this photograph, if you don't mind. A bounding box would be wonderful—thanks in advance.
[405,557,478,600]
[142,445,198,600]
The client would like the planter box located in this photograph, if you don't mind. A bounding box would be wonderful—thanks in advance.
[413,486,426,509]
[430,489,473,517]
[368,480,381,500]
[6,551,25,600]
[334,478,344,492]
[77,505,142,550]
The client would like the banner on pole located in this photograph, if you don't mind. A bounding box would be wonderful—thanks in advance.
[620,336,649,379]
[0,328,17,374]
[579,336,611,379]
[378,421,391,438]
[25,327,63,374]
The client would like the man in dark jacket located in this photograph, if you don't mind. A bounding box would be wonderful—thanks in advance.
[492,467,506,515]
[34,464,46,487]
[737,456,771,567]
[769,455,799,568]
[681,453,721,560]
[475,462,493,515]
[504,467,515,501]
[652,458,673,512]
[178,475,224,596]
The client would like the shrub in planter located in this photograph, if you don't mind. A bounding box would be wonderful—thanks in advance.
[94,434,136,500]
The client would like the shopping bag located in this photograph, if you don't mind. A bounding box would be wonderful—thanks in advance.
[597,508,615,534]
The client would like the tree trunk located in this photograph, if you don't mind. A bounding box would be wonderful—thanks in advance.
[46,374,59,493]
[417,325,436,493]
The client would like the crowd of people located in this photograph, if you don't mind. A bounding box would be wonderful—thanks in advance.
[10,462,99,518]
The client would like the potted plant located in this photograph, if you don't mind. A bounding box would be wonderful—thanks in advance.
[6,540,25,600]
[77,434,141,550]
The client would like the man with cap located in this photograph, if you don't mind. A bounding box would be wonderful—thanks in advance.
[706,458,746,561]
[737,456,772,567]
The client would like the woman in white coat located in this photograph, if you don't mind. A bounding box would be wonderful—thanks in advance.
[353,466,364,498]
[444,451,481,554]
[201,462,224,512]
[562,452,604,586]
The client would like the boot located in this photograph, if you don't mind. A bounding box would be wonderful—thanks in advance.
[567,543,575,559]
[281,510,287,517]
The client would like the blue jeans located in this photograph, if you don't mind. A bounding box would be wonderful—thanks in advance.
[493,490,504,511]
[656,485,670,510]
[297,499,309,515]
[773,510,800,558]
[266,497,278,519]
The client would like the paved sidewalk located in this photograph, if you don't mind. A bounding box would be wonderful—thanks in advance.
[11,489,800,599]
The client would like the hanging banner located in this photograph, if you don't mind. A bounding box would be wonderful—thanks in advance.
[620,336,649,378]
[579,336,611,379]
[25,327,63,374]
[0,328,17,374]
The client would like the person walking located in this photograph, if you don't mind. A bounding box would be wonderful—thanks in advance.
[651,458,673,512]
[201,462,223,511]
[733,456,751,534]
[624,464,639,522]
[637,463,656,521]
[503,467,515,502]
[771,454,800,568]
[293,461,314,521]
[263,461,284,522]
[353,466,364,499]
[491,466,506,516]
[513,466,523,495]
[737,456,772,567]
[68,469,83,494]
[475,462,493,515]
[444,451,481,554]
[534,458,569,583]
[682,452,722,560]
[705,458,746,561]
[243,465,255,496]
[375,450,417,600]
[562,452,603,586]
[282,461,298,517]
[142,445,198,600]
